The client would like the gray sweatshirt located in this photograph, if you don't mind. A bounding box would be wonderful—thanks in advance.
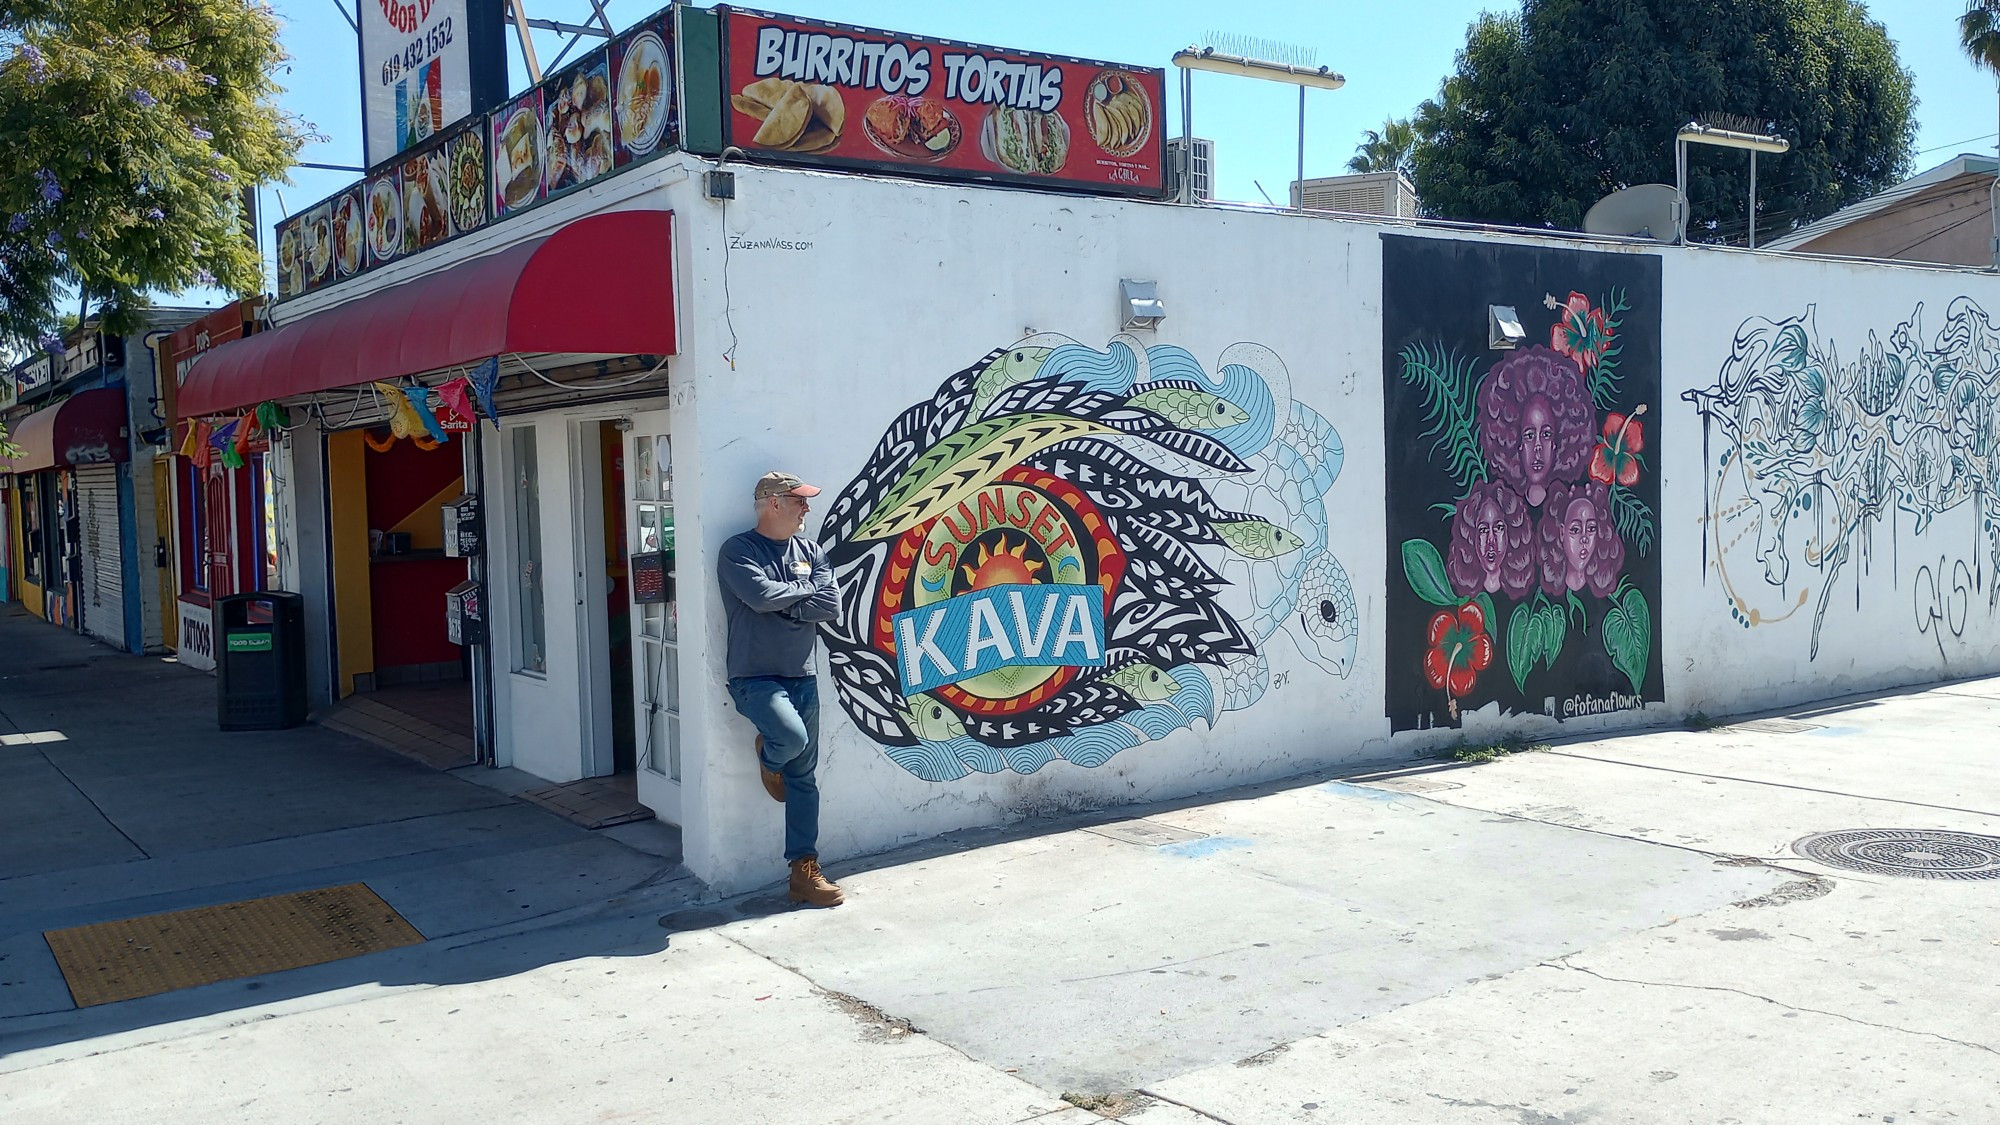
[718,530,839,680]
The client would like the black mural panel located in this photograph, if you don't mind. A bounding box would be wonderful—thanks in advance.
[1382,234,1664,733]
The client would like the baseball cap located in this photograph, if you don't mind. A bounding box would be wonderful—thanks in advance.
[754,470,822,500]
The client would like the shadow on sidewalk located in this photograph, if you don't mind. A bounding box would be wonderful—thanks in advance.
[0,607,690,1061]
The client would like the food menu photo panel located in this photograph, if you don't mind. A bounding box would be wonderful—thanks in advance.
[332,185,366,279]
[544,57,615,196]
[366,166,403,268]
[301,199,334,291]
[447,126,488,236]
[718,6,1166,195]
[403,145,452,252]
[276,216,302,299]
[492,88,546,219]
[613,13,676,163]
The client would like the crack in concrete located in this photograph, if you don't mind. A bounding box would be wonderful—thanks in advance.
[1548,958,2000,1058]
[1425,1091,1590,1124]
[1133,1087,1244,1124]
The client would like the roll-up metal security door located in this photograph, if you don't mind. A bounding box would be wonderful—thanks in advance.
[77,464,125,646]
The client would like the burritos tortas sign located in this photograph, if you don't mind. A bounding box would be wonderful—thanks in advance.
[817,335,1360,782]
[718,6,1166,196]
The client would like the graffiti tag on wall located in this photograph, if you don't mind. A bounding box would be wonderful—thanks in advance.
[1382,235,1665,732]
[818,335,1355,781]
[1685,299,2000,658]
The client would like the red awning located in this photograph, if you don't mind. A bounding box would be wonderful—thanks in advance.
[2,386,130,473]
[178,209,678,419]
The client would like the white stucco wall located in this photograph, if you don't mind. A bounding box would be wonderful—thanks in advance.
[665,163,2000,894]
[1662,250,2000,715]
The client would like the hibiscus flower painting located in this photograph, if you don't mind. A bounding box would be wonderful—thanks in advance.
[1382,235,1664,733]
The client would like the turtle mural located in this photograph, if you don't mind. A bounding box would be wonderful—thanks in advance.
[817,334,1356,782]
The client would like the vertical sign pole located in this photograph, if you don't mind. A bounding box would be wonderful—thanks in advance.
[1295,85,1306,211]
[1747,150,1758,251]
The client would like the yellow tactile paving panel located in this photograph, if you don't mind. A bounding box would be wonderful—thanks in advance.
[43,883,425,1007]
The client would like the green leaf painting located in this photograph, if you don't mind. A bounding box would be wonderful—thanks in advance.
[1609,483,1656,557]
[1402,538,1458,607]
[1602,583,1652,695]
[1504,596,1567,693]
[1398,341,1487,492]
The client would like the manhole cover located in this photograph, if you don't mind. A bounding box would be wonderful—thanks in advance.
[1792,830,2000,880]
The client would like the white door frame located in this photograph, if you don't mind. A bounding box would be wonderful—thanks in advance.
[624,408,680,823]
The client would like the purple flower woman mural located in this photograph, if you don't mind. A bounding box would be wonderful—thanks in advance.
[1538,480,1625,597]
[1477,346,1595,507]
[1446,480,1536,599]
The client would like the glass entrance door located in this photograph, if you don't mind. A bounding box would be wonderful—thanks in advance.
[624,411,679,820]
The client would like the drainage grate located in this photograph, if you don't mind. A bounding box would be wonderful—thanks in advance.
[1792,830,2000,881]
[1729,718,1823,734]
[1082,819,1209,847]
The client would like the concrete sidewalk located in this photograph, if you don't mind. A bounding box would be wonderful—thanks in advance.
[0,607,693,1052]
[2,611,1996,1122]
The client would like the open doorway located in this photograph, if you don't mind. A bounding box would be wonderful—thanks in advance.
[320,427,476,766]
[599,420,636,773]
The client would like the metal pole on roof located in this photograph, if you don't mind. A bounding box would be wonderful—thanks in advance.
[1297,85,1306,212]
[1748,150,1757,250]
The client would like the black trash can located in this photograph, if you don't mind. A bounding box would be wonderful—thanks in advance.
[217,592,308,731]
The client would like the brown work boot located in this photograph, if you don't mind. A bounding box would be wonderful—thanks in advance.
[752,734,785,803]
[788,856,845,907]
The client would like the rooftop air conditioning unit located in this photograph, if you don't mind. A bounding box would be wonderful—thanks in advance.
[1291,171,1419,218]
[1167,137,1216,202]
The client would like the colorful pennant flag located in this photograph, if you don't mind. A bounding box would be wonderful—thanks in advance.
[256,401,291,432]
[436,377,476,430]
[188,420,213,468]
[469,357,501,428]
[375,382,421,440]
[404,385,450,442]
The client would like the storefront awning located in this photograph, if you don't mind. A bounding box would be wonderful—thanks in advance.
[177,209,678,419]
[1,386,130,473]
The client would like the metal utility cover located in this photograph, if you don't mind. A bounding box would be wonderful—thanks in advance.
[43,883,424,1007]
[1793,829,2000,881]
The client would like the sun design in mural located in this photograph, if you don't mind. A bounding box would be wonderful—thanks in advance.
[960,535,1045,590]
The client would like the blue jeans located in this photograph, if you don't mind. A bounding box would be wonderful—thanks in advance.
[727,675,820,863]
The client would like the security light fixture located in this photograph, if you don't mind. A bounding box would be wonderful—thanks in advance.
[1121,279,1166,330]
[1172,44,1344,209]
[1674,121,1790,248]
[1489,305,1527,350]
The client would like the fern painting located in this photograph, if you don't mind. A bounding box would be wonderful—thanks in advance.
[1382,235,1664,732]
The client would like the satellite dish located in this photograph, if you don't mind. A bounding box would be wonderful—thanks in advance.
[1584,184,1681,242]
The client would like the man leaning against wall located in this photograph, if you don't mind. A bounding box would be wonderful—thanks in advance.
[717,471,845,907]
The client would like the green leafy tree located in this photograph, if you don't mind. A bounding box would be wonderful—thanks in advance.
[1347,118,1417,175]
[0,0,308,352]
[1408,0,1916,238]
[1965,1,2000,73]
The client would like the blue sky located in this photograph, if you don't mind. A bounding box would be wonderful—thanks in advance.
[225,0,1998,301]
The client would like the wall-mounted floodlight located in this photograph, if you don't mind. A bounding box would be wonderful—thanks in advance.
[1675,121,1791,249]
[1489,305,1526,350]
[1172,45,1345,209]
[1121,279,1166,330]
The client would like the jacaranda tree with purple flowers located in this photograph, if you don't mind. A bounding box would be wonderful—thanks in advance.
[0,0,308,348]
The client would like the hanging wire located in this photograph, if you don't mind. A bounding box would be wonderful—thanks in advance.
[508,351,669,390]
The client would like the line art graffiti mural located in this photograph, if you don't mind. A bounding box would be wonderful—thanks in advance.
[1383,235,1664,732]
[1685,299,2000,658]
[818,334,1355,781]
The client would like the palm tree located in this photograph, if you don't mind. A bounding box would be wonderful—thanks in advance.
[1963,2,2000,267]
[1347,118,1416,176]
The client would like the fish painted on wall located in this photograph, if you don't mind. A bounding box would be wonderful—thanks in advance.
[817,334,1356,782]
[1686,298,2000,658]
